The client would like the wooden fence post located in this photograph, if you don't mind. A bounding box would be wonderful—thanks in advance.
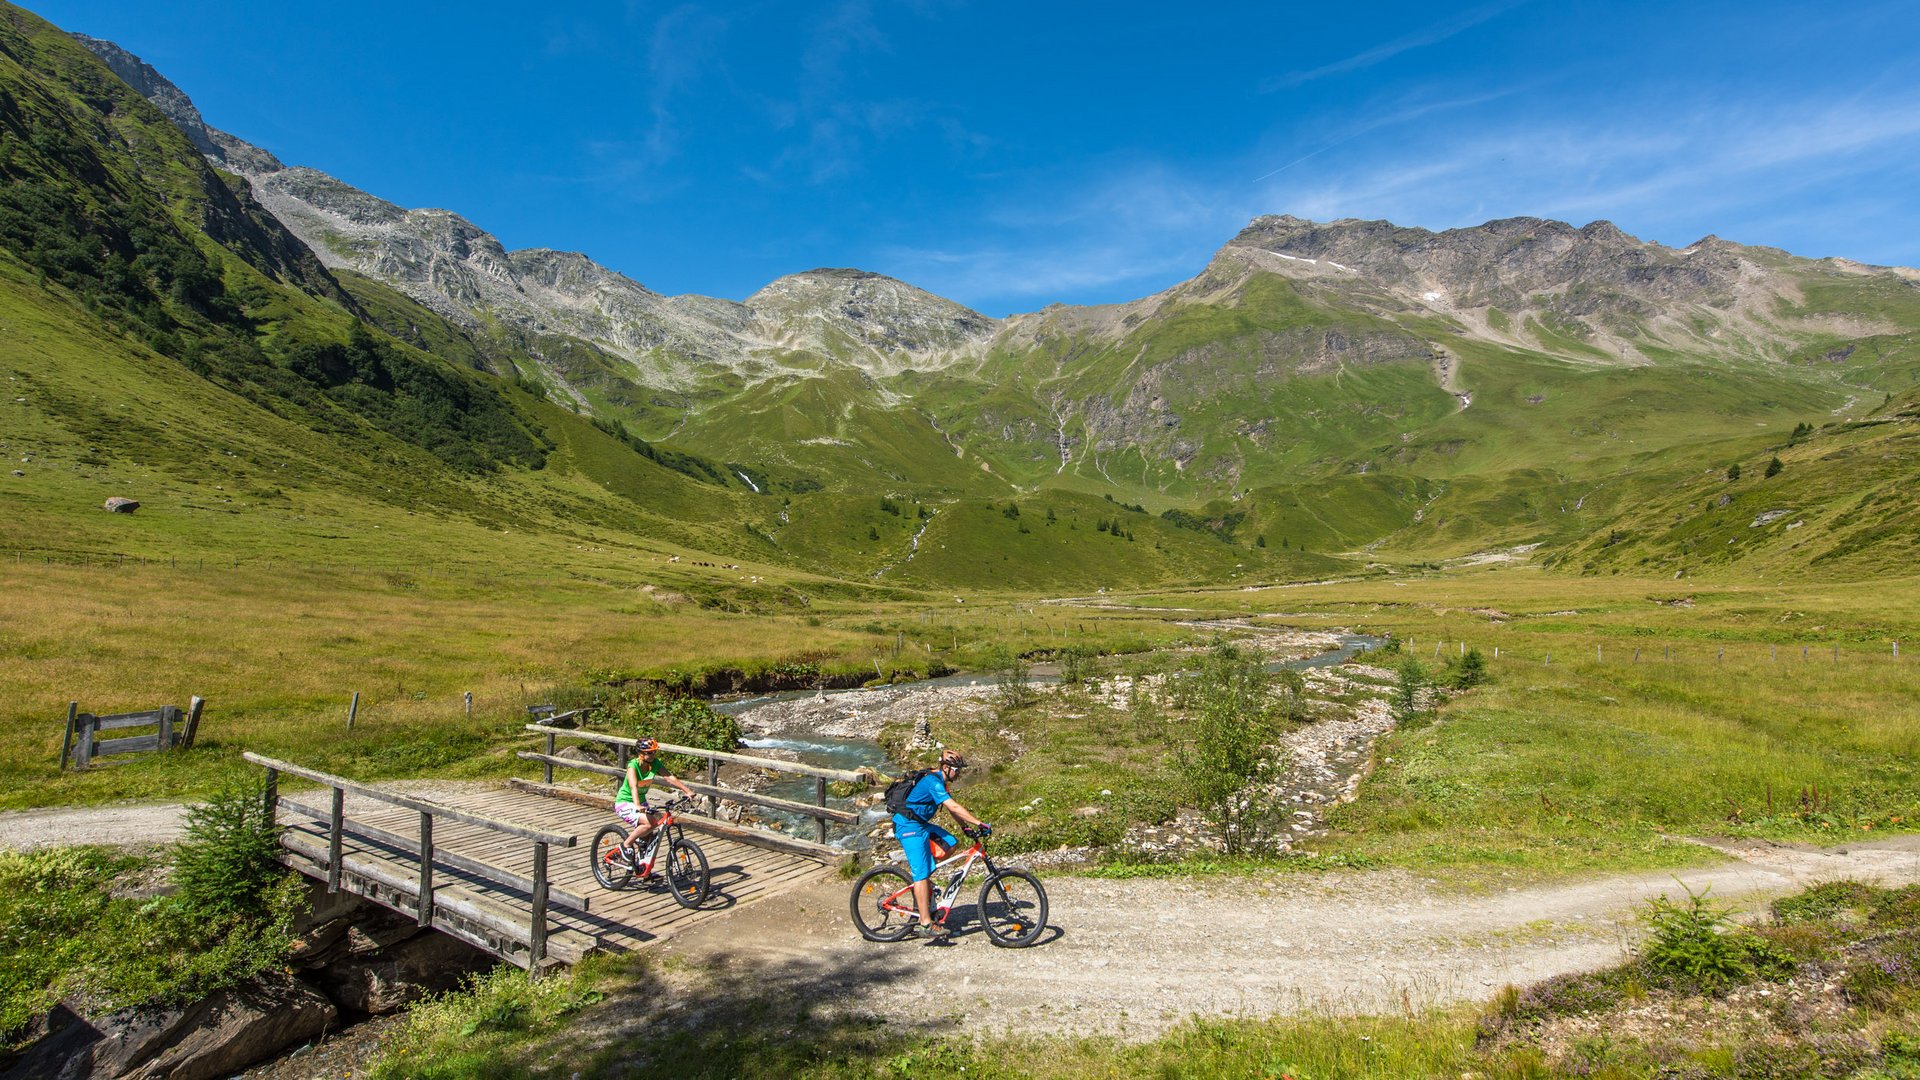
[530,841,549,968]
[347,692,360,731]
[328,787,344,894]
[417,812,434,927]
[707,758,720,816]
[75,711,95,770]
[158,706,176,751]
[58,702,77,771]
[465,692,473,718]
[183,697,204,748]
[815,777,828,845]
[262,767,279,820]
[543,731,556,785]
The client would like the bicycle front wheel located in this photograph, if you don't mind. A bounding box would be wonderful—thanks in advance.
[665,839,709,908]
[849,865,917,942]
[591,825,633,891]
[978,868,1048,947]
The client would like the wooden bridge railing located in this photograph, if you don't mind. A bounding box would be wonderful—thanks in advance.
[243,752,580,967]
[520,724,872,851]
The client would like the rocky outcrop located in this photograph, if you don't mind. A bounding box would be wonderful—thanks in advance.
[0,978,335,1080]
[102,497,139,513]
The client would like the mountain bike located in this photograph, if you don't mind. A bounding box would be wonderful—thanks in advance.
[849,825,1047,947]
[590,796,709,907]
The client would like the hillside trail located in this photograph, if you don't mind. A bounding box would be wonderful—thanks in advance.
[644,834,1920,1039]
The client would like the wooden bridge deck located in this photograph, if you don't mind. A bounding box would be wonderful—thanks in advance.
[275,782,836,960]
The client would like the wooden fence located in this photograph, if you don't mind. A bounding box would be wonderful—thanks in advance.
[244,752,586,969]
[518,724,872,856]
[59,698,203,770]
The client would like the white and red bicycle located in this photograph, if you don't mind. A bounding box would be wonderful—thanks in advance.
[590,796,710,908]
[849,825,1048,946]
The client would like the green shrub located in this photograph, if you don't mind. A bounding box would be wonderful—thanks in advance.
[1640,885,1791,992]
[1177,643,1279,854]
[1442,648,1489,690]
[172,780,285,919]
[986,644,1036,710]
[1771,879,1878,925]
[608,695,742,775]
[1392,657,1429,725]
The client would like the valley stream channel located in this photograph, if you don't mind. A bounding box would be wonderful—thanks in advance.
[711,631,1383,851]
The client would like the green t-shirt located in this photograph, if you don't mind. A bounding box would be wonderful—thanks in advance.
[616,758,661,804]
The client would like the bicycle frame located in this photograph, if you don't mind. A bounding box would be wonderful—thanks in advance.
[879,838,995,922]
[608,804,683,877]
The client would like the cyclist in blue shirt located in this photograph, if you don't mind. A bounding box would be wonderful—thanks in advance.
[893,748,990,942]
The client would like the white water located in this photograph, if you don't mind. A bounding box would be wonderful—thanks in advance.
[734,470,761,493]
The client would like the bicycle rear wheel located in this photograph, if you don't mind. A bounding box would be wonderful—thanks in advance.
[849,865,917,942]
[665,838,709,908]
[591,825,634,890]
[978,868,1047,947]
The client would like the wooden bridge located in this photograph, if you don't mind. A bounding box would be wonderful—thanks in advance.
[246,726,875,970]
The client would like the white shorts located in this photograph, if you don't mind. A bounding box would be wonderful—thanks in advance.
[614,801,647,827]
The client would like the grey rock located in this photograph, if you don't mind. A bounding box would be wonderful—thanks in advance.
[103,497,139,514]
[1,976,334,1080]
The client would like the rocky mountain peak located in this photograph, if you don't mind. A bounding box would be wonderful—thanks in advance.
[71,33,283,175]
[747,269,998,356]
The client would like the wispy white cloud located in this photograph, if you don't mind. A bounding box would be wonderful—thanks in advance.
[1262,0,1531,91]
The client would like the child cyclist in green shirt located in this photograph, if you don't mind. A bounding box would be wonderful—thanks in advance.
[615,738,698,853]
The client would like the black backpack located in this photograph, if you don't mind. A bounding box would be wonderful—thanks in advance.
[884,768,936,822]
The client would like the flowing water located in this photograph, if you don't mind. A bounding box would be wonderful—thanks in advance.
[725,632,1385,846]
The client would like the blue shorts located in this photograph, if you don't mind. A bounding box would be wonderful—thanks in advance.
[893,815,956,882]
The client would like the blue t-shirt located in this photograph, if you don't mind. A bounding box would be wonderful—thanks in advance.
[900,770,951,824]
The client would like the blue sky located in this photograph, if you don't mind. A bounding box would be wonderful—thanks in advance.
[40,0,1920,315]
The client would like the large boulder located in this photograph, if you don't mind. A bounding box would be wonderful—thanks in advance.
[102,497,139,513]
[0,976,335,1080]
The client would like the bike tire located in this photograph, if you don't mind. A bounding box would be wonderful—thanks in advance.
[978,867,1048,947]
[664,838,710,908]
[849,865,918,942]
[590,824,634,891]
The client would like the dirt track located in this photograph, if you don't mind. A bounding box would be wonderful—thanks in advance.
[8,797,1920,1041]
[646,834,1920,1038]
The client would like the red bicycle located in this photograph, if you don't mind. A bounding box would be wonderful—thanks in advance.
[849,826,1048,947]
[590,796,709,907]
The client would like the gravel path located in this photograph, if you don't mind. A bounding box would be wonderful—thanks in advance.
[648,834,1920,1039]
[0,781,497,853]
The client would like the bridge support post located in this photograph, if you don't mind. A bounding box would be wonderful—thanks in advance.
[707,759,719,816]
[417,812,434,928]
[328,787,344,893]
[262,767,278,820]
[543,732,555,785]
[530,841,549,968]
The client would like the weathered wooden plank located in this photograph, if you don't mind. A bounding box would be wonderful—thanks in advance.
[95,710,169,731]
[278,797,591,912]
[95,734,162,757]
[515,752,859,823]
[523,725,870,783]
[75,714,95,769]
[242,753,576,846]
[508,778,844,861]
[277,831,597,964]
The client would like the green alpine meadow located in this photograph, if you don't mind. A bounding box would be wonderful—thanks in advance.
[3,1,1920,1076]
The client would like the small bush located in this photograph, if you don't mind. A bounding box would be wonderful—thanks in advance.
[1442,648,1489,690]
[986,644,1035,710]
[1640,885,1791,992]
[608,695,742,775]
[172,780,285,919]
[1392,657,1429,725]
